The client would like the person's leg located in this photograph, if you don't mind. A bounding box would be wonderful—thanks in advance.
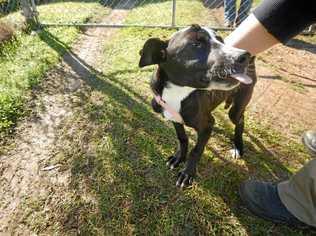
[225,13,279,55]
[277,158,316,228]
[224,0,236,27]
[239,180,308,228]
[235,0,252,26]
[240,131,316,228]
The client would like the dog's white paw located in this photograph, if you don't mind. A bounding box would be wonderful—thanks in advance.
[229,148,241,159]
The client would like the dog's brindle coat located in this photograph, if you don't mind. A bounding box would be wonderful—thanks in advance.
[139,25,257,188]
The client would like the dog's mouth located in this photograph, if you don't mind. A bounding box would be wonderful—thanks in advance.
[208,66,252,85]
[195,66,252,91]
[230,74,252,84]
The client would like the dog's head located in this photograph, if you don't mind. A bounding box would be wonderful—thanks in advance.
[139,24,251,90]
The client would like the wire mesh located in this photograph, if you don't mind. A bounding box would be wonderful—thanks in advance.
[29,0,256,29]
[0,0,19,16]
[37,0,175,28]
[1,0,315,34]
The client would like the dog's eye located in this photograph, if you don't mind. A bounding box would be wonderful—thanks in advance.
[191,41,202,48]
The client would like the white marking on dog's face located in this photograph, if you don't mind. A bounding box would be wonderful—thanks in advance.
[161,82,195,122]
[171,26,190,37]
[173,26,217,41]
[170,26,220,51]
[201,27,217,40]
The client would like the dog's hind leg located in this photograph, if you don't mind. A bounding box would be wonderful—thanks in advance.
[166,122,188,170]
[176,116,215,188]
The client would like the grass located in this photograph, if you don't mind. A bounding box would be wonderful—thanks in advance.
[18,1,313,235]
[124,0,219,27]
[65,31,310,234]
[0,1,108,136]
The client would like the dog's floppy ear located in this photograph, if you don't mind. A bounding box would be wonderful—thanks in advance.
[139,38,168,68]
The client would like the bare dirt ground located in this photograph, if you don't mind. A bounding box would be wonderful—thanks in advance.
[0,5,315,235]
[0,8,130,234]
[249,39,316,139]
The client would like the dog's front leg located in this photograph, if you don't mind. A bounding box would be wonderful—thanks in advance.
[229,104,246,157]
[233,115,245,157]
[176,118,214,188]
[167,122,188,170]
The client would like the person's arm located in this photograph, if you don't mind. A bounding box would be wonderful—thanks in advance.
[225,14,279,55]
[225,0,316,55]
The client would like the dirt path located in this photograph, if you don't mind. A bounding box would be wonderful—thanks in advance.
[0,8,130,234]
[249,42,316,139]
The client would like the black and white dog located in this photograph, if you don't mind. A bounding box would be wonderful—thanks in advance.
[139,24,256,188]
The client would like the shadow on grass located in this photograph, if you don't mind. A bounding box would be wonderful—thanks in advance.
[259,74,316,89]
[259,75,283,80]
[38,29,306,235]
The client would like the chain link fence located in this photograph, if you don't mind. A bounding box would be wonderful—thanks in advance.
[55,0,254,30]
[0,0,18,16]
[36,0,181,29]
[13,0,258,30]
[0,0,314,34]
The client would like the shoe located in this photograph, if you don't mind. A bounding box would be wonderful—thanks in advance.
[302,130,316,156]
[239,180,311,228]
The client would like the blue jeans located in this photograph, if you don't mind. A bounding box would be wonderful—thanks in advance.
[224,0,252,24]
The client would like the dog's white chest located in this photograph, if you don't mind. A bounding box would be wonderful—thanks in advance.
[161,82,196,122]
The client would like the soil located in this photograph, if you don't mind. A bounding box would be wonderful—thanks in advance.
[249,41,316,139]
[0,21,14,44]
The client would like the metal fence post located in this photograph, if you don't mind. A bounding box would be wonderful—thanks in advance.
[30,0,39,26]
[172,0,176,27]
[20,0,40,29]
[20,0,33,21]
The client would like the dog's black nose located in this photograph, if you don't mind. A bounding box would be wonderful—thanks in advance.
[236,51,251,65]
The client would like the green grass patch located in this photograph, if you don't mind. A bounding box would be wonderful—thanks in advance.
[124,0,221,27]
[0,1,108,135]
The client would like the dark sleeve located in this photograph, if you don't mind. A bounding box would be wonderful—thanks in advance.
[253,0,316,43]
